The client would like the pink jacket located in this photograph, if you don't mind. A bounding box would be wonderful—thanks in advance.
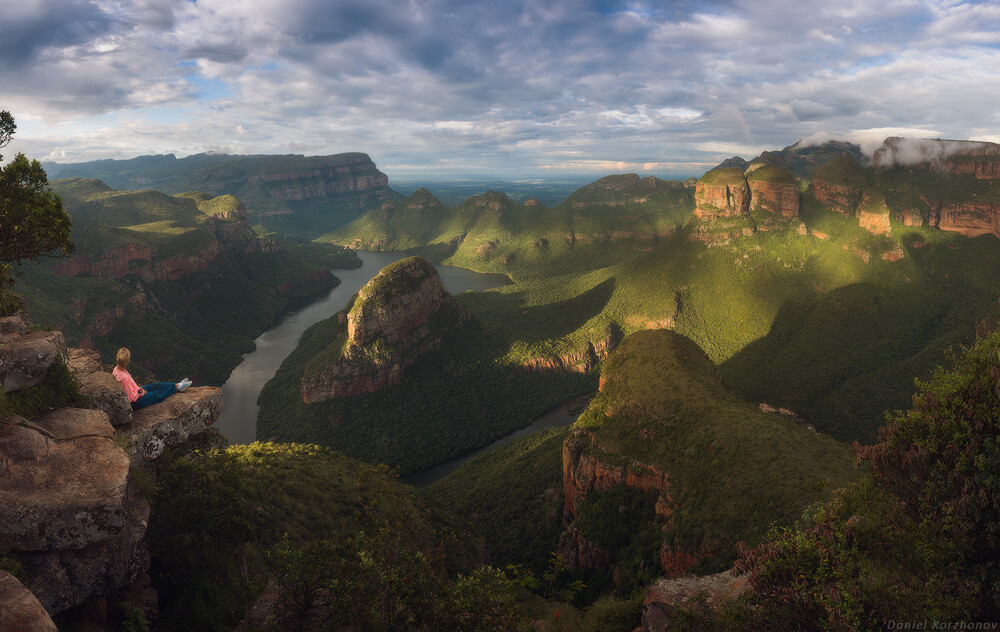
[112,366,144,402]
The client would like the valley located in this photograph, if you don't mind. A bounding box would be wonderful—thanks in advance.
[5,136,1000,631]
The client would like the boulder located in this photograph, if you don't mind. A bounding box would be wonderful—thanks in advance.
[0,408,148,615]
[0,409,129,552]
[67,348,132,427]
[0,331,66,392]
[640,571,749,631]
[125,386,222,463]
[0,571,57,632]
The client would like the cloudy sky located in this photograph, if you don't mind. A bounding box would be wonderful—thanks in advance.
[2,0,1000,179]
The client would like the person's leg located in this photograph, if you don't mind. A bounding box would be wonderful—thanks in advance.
[133,382,178,409]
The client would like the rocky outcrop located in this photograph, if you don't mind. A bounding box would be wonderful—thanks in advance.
[694,168,751,221]
[873,137,1000,179]
[0,571,58,632]
[0,408,147,615]
[0,317,66,392]
[523,334,616,374]
[811,154,865,216]
[746,166,799,218]
[639,571,749,631]
[562,430,672,519]
[53,241,223,283]
[557,525,611,571]
[923,198,1000,238]
[123,387,222,463]
[67,349,132,427]
[301,257,470,403]
[857,192,892,235]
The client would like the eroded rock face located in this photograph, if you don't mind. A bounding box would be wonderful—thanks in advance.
[873,137,1000,179]
[694,168,751,221]
[301,257,470,403]
[67,349,132,427]
[925,199,1000,238]
[125,386,222,463]
[747,180,799,218]
[0,409,148,615]
[0,322,66,392]
[639,571,749,632]
[0,571,58,632]
[811,154,865,216]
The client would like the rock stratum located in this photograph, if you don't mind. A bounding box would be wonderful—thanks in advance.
[557,330,858,578]
[692,164,800,245]
[301,256,470,403]
[46,153,398,237]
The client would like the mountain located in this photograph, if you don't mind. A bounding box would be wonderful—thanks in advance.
[44,153,399,237]
[17,178,359,384]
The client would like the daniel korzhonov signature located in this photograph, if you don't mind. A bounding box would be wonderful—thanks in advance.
[886,622,998,631]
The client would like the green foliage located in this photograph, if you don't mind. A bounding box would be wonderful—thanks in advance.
[2,356,87,419]
[731,329,1000,629]
[259,312,593,474]
[573,330,859,576]
[745,164,796,185]
[0,552,26,582]
[431,426,571,575]
[119,603,151,632]
[578,593,644,632]
[0,111,73,315]
[697,167,747,186]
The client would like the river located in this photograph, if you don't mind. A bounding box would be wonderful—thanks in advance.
[401,394,589,487]
[213,251,511,444]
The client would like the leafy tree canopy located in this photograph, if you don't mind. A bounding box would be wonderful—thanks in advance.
[0,110,73,314]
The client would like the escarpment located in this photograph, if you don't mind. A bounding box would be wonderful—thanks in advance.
[692,165,799,244]
[0,311,222,625]
[557,330,858,579]
[301,256,470,403]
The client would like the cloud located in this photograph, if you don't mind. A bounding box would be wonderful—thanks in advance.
[3,0,1000,179]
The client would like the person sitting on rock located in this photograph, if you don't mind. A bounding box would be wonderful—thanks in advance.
[112,347,192,410]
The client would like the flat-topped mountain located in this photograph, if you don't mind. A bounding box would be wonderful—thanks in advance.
[45,152,399,237]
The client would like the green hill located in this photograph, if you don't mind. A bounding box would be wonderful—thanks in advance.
[17,179,359,384]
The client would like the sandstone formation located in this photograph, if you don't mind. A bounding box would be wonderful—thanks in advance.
[857,192,892,235]
[811,153,865,216]
[0,572,58,632]
[124,386,223,463]
[0,327,66,392]
[745,165,799,218]
[0,408,147,615]
[522,333,616,374]
[925,199,1000,238]
[301,257,470,403]
[873,137,1000,179]
[694,168,752,221]
[67,348,132,427]
[639,571,749,631]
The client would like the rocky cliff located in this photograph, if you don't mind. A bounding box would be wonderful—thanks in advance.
[745,165,799,218]
[811,153,865,216]
[557,330,858,580]
[872,137,1000,179]
[694,168,752,221]
[301,256,470,403]
[0,311,222,626]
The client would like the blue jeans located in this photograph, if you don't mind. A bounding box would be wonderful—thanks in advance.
[133,382,177,409]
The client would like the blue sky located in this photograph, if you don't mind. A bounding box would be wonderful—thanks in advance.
[3,0,1000,179]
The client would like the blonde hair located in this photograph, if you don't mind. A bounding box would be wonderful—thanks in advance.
[116,348,131,370]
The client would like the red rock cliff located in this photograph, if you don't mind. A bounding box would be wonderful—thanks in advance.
[694,168,751,221]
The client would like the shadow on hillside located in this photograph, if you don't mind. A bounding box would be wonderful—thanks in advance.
[464,277,616,342]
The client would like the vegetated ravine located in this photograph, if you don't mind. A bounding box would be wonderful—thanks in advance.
[213,250,510,444]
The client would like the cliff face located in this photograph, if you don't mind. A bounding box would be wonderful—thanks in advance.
[0,312,222,624]
[872,137,1000,179]
[301,257,470,403]
[694,168,752,221]
[747,180,799,218]
[925,199,1000,238]
[556,330,859,582]
[811,154,865,216]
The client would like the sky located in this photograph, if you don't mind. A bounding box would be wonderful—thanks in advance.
[2,0,1000,180]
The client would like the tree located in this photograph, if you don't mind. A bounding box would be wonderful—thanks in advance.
[0,110,73,314]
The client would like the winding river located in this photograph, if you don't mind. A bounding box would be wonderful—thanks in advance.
[213,251,511,445]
